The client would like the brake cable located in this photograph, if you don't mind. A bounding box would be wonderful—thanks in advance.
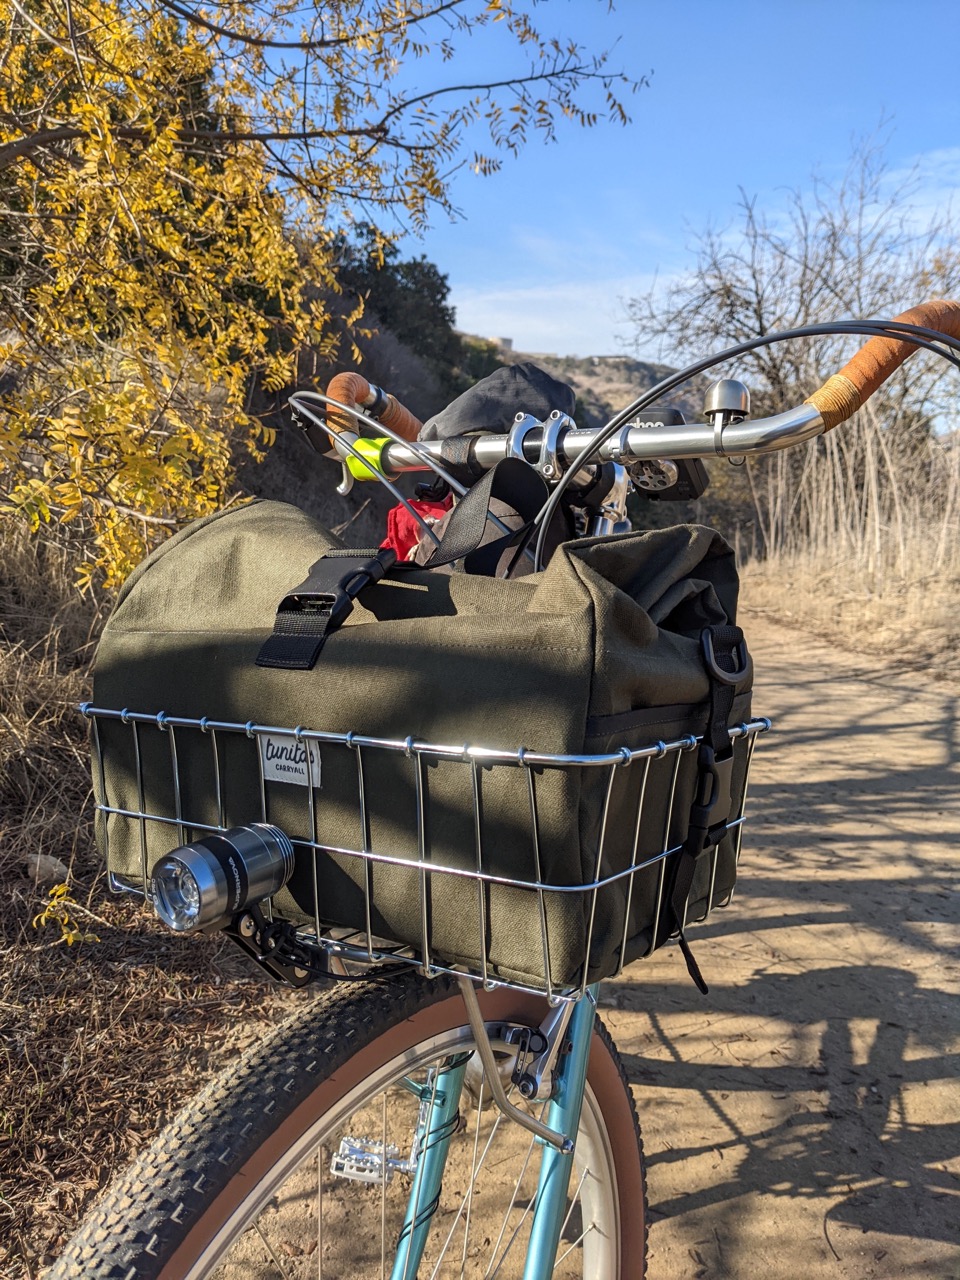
[532,317,960,571]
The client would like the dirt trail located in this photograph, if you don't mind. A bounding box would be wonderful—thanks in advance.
[601,615,960,1279]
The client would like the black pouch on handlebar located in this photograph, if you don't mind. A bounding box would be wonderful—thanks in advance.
[91,497,758,992]
[419,362,576,440]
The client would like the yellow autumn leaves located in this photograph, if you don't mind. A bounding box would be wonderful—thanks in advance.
[1,0,342,584]
[0,0,633,587]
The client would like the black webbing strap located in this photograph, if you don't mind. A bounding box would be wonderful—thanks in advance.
[430,436,487,487]
[419,457,549,576]
[668,624,751,994]
[257,461,549,671]
[256,548,397,670]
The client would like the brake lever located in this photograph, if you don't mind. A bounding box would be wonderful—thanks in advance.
[336,461,355,496]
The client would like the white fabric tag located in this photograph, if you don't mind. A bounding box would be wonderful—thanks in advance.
[259,734,322,787]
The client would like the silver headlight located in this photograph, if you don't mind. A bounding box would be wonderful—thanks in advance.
[150,824,295,933]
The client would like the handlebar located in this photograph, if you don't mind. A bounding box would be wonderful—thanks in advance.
[292,299,960,484]
[377,402,825,474]
[804,300,960,429]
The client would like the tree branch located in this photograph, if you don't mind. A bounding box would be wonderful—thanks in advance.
[154,0,466,52]
[375,62,614,131]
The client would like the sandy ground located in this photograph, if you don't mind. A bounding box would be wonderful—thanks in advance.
[599,614,960,1279]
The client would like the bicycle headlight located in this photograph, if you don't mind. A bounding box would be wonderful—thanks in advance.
[151,824,295,933]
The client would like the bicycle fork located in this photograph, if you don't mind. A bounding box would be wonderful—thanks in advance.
[390,982,599,1280]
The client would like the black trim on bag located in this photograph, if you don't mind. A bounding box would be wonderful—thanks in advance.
[584,691,752,741]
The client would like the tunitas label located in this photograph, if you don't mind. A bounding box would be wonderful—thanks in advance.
[259,734,322,787]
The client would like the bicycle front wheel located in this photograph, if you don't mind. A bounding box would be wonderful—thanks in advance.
[51,972,647,1278]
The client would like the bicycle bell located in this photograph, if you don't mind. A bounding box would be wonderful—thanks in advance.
[704,378,750,457]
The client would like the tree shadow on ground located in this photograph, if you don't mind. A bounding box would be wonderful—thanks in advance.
[615,960,960,1269]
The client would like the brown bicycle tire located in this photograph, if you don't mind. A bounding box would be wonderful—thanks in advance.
[49,971,647,1278]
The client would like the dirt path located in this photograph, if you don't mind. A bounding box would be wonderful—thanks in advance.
[19,615,957,1278]
[600,615,960,1279]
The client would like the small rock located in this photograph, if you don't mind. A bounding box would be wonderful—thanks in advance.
[25,853,70,884]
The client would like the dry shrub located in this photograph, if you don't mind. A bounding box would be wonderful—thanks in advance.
[740,516,960,684]
[0,525,101,888]
[739,414,960,682]
[0,521,305,1278]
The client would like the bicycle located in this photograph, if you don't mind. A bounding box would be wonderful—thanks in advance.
[50,300,960,1279]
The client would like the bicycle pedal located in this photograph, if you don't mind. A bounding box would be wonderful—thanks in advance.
[329,1136,415,1184]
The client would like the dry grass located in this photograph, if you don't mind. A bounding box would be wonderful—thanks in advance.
[740,534,960,687]
[0,523,306,1279]
[738,418,960,685]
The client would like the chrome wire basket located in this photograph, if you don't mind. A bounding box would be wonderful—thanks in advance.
[83,704,769,1000]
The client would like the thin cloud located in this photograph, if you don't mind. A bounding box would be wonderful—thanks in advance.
[880,146,960,231]
[450,144,960,358]
[451,272,680,357]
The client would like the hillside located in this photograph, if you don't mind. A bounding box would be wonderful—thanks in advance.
[497,349,700,427]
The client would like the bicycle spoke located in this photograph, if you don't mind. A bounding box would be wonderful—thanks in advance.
[317,1147,324,1280]
[427,1076,510,1279]
[545,1165,595,1273]
[253,1220,292,1279]
[488,1183,539,1279]
[381,1093,388,1280]
[459,1077,486,1275]
[557,1164,590,1244]
[555,1223,597,1270]
[425,1079,486,1280]
[484,1102,544,1278]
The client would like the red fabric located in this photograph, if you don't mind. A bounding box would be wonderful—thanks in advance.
[380,496,452,561]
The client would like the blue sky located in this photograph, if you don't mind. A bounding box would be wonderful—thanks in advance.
[400,0,960,357]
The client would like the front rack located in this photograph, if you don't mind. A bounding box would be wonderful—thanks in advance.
[83,704,770,1001]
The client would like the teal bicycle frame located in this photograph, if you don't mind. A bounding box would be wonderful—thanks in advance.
[389,985,599,1280]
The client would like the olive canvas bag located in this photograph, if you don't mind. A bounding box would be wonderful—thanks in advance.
[91,494,754,989]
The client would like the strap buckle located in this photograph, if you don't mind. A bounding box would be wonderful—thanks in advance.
[278,548,396,621]
[257,549,396,670]
[691,743,734,833]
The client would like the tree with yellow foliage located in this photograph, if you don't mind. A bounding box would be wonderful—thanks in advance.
[0,0,638,586]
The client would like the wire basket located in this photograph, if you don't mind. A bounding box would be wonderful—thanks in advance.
[84,704,769,1000]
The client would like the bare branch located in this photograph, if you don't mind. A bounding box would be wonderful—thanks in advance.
[155,0,467,52]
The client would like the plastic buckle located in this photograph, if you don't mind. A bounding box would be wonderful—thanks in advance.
[278,549,397,624]
[280,584,349,627]
[257,548,398,668]
[693,743,734,830]
[700,628,751,686]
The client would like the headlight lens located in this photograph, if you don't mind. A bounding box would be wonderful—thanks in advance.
[152,859,204,931]
[151,824,295,933]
